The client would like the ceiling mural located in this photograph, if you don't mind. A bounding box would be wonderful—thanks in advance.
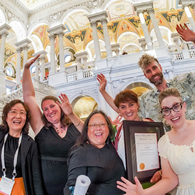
[65,11,90,31]
[2,0,193,80]
[106,1,135,20]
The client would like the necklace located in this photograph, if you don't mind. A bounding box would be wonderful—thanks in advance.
[53,125,66,134]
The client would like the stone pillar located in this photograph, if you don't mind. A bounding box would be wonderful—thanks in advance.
[33,50,47,82]
[40,55,46,82]
[48,34,56,73]
[0,23,11,95]
[180,1,195,32]
[23,45,30,70]
[90,22,101,60]
[83,57,88,69]
[16,47,22,84]
[34,58,39,81]
[147,8,165,48]
[111,43,120,55]
[134,4,153,50]
[138,38,147,51]
[101,18,112,58]
[58,31,65,71]
[74,51,89,70]
[47,24,66,73]
[171,32,181,51]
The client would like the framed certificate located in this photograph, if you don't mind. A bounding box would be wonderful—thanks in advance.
[123,120,164,183]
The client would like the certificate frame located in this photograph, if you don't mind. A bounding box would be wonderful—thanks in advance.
[123,120,164,184]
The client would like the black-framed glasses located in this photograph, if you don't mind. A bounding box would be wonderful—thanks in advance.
[160,102,183,116]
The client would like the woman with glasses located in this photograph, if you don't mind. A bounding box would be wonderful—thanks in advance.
[0,100,45,195]
[64,110,125,195]
[117,88,195,195]
[22,55,83,195]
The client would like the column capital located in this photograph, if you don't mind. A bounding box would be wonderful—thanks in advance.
[179,0,195,8]
[171,32,180,39]
[33,50,47,60]
[0,23,11,36]
[47,24,66,36]
[90,21,97,27]
[74,51,88,59]
[147,8,155,14]
[48,34,57,39]
[100,18,108,24]
[134,1,153,13]
[16,47,23,53]
[15,38,31,49]
[88,10,108,23]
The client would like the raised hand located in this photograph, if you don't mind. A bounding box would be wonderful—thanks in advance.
[57,93,73,116]
[97,73,107,93]
[117,177,144,195]
[111,115,122,126]
[25,54,40,69]
[176,23,195,43]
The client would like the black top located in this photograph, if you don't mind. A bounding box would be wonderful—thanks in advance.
[0,134,22,178]
[0,126,46,195]
[35,124,80,195]
[64,142,126,195]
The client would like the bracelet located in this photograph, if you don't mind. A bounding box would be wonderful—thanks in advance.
[159,170,162,176]
[75,121,81,127]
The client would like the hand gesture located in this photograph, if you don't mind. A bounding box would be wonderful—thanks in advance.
[117,177,144,195]
[97,73,107,93]
[25,54,40,69]
[109,115,122,126]
[57,93,73,116]
[150,170,162,183]
[176,23,195,43]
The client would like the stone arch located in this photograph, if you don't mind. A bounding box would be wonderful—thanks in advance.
[9,20,27,41]
[27,21,50,38]
[0,7,7,25]
[70,94,99,120]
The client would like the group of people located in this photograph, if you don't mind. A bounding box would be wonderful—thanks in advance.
[0,24,195,195]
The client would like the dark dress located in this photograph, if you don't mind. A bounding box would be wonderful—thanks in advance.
[35,123,80,195]
[64,142,126,195]
[0,128,45,195]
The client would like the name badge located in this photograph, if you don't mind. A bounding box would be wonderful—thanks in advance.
[0,177,15,195]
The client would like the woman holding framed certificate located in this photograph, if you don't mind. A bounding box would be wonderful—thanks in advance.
[117,88,195,195]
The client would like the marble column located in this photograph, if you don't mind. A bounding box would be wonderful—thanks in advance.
[58,32,65,71]
[184,6,195,32]
[101,18,112,58]
[40,55,46,82]
[16,47,22,84]
[48,34,56,73]
[147,8,165,48]
[111,43,120,55]
[34,59,39,81]
[138,38,147,51]
[83,57,88,69]
[138,12,153,50]
[0,23,11,95]
[90,22,101,60]
[23,45,30,70]
[171,32,181,51]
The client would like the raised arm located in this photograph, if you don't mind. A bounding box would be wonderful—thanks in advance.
[57,94,84,132]
[97,73,119,113]
[176,23,195,43]
[117,157,178,195]
[22,55,44,135]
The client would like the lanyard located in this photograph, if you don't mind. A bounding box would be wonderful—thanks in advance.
[1,133,22,181]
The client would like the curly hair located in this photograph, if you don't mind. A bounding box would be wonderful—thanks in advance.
[138,54,159,70]
[159,88,182,105]
[1,99,30,134]
[75,110,114,147]
[114,89,138,108]
[41,96,72,128]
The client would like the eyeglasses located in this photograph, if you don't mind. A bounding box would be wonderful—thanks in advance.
[88,123,107,129]
[160,102,183,116]
[8,110,27,116]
